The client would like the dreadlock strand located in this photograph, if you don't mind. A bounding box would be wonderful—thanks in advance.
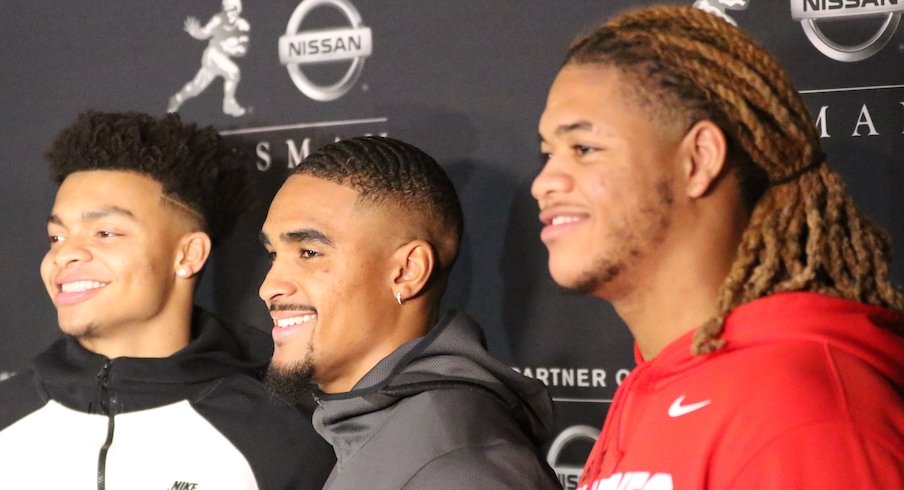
[776,186,808,283]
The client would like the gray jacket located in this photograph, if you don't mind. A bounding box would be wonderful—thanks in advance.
[313,311,560,489]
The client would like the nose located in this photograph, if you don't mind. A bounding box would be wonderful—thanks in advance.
[530,153,573,204]
[51,236,92,268]
[259,260,296,305]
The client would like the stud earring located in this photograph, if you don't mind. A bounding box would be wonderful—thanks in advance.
[395,292,402,305]
[177,269,189,278]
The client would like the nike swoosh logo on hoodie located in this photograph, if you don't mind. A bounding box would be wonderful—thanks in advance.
[668,395,711,417]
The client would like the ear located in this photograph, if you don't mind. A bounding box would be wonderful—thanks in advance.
[390,240,436,302]
[174,231,212,279]
[681,120,728,199]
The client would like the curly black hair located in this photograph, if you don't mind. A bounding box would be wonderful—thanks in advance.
[295,136,464,276]
[45,111,248,244]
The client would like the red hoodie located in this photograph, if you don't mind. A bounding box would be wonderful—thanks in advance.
[578,292,904,489]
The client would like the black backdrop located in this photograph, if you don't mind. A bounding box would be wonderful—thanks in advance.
[3,2,903,486]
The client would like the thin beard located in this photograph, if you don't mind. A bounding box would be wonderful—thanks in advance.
[571,262,623,294]
[62,322,100,341]
[264,358,316,404]
[568,176,673,295]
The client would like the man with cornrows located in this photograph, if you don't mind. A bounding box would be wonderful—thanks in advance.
[532,5,903,489]
[261,136,559,488]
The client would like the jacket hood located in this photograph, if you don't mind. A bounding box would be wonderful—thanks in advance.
[314,311,555,455]
[33,308,273,413]
[638,292,904,388]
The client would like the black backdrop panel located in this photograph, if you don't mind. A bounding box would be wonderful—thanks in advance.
[3,2,902,486]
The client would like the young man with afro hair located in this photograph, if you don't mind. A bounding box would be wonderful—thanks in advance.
[0,111,334,489]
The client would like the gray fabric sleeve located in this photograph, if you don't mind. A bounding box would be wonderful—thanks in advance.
[402,442,561,490]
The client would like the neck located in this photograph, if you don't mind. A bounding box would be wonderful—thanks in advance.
[612,257,726,360]
[320,298,438,394]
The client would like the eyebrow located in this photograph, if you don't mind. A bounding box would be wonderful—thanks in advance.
[538,120,596,143]
[259,228,335,248]
[47,206,137,226]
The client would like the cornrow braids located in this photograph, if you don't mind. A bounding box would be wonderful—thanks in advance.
[294,136,464,275]
[46,111,249,245]
[567,5,903,354]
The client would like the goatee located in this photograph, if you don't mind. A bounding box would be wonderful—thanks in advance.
[264,361,315,404]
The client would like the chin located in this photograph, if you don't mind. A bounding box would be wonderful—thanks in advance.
[551,259,625,298]
[56,317,94,338]
[549,271,578,291]
[264,361,315,403]
[272,346,307,369]
[555,277,597,296]
[547,258,586,290]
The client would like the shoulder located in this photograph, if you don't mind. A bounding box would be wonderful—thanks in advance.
[635,339,903,487]
[706,339,900,421]
[333,387,558,489]
[403,442,559,489]
[723,420,904,488]
[192,373,327,445]
[690,341,903,476]
[0,369,46,430]
[191,374,335,490]
[391,386,527,440]
[383,388,556,486]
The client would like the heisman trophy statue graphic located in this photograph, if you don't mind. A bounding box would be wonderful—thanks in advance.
[692,0,750,26]
[167,0,250,117]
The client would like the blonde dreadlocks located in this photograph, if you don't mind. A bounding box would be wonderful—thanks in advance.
[565,5,904,354]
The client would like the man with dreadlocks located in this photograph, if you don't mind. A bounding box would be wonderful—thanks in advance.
[532,5,903,489]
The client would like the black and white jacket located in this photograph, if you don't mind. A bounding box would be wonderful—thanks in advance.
[0,309,334,490]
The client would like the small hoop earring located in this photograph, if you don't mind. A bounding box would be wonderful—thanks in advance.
[395,292,402,305]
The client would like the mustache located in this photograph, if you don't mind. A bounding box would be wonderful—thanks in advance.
[269,303,317,314]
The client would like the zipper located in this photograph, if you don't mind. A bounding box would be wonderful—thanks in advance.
[312,392,324,408]
[95,360,117,490]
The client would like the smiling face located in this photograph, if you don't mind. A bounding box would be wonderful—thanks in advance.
[532,64,684,300]
[40,170,198,355]
[260,174,406,393]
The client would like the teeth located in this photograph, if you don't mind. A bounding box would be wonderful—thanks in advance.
[276,314,316,328]
[551,216,582,226]
[60,281,106,293]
